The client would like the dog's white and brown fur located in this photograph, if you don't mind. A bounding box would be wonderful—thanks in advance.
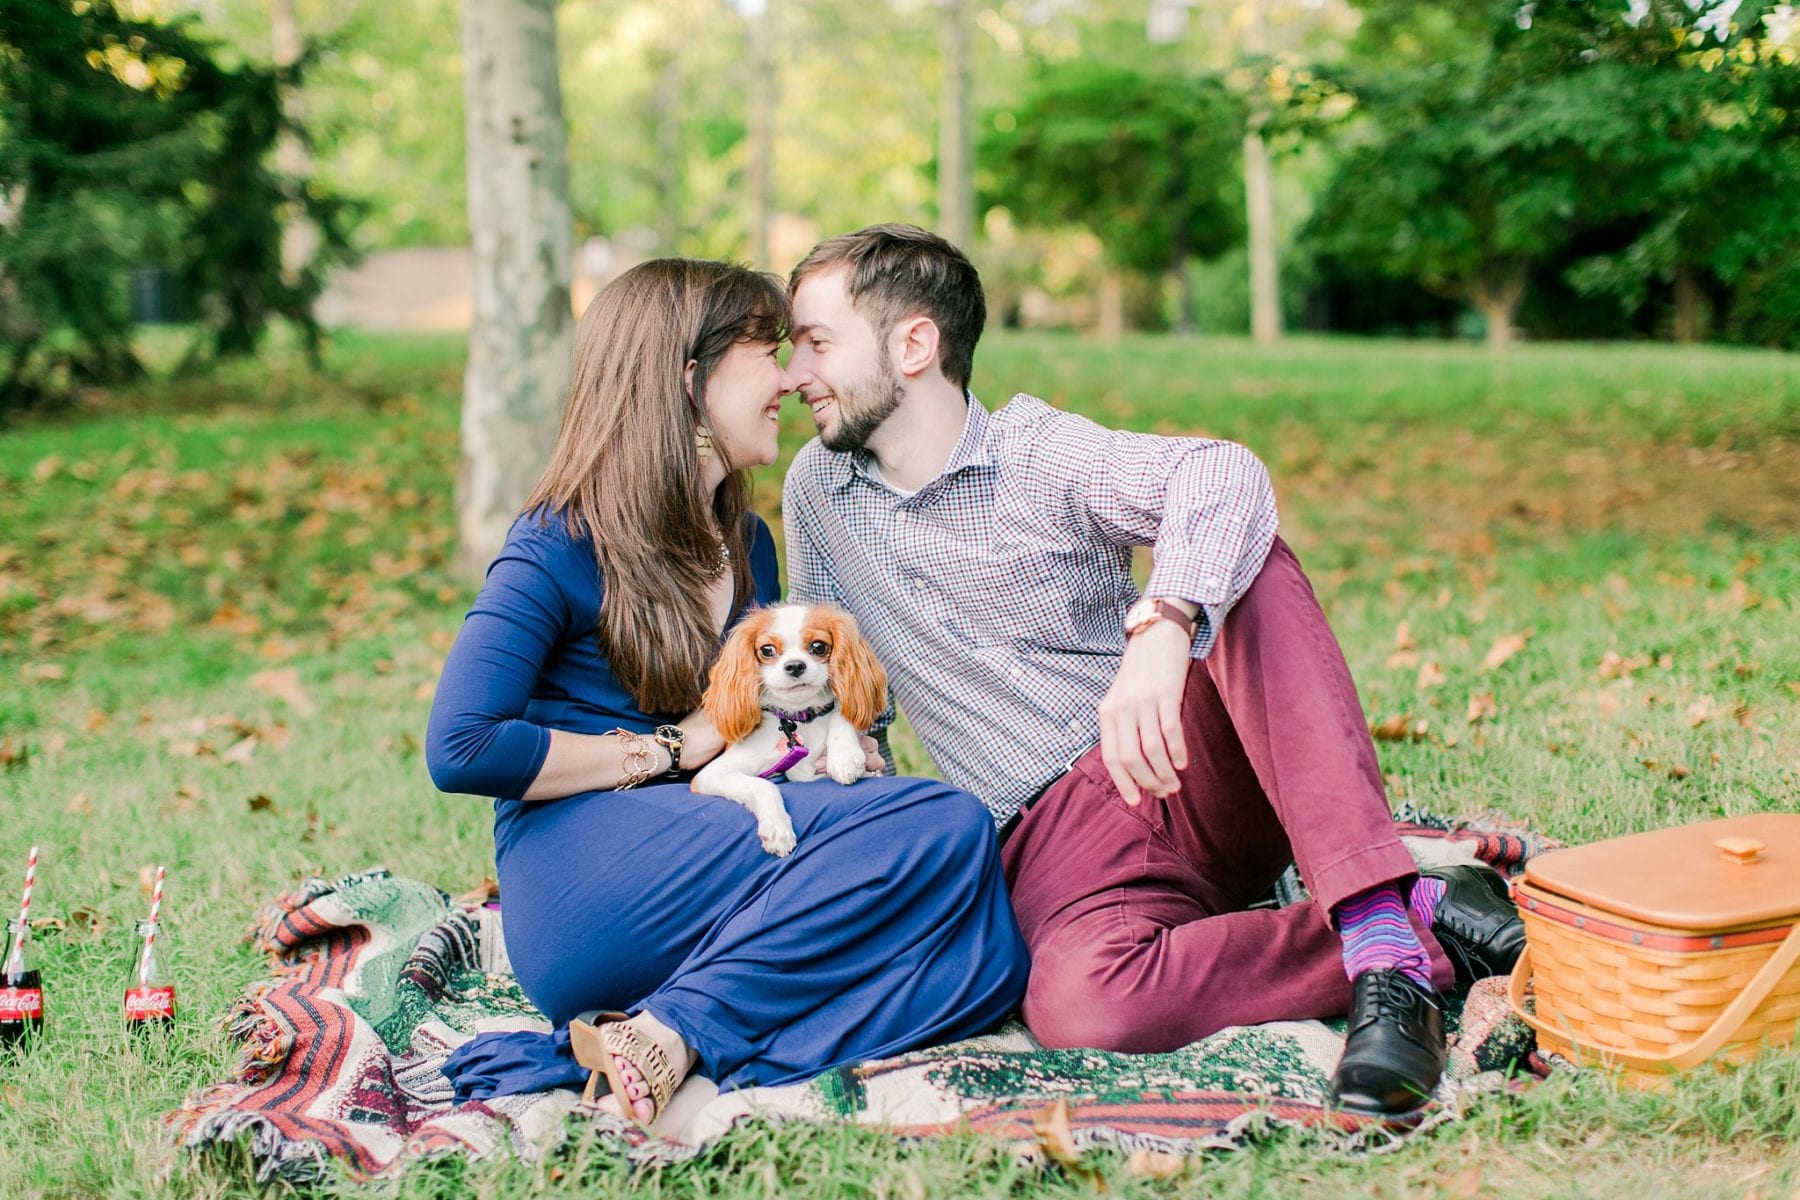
[691,603,887,856]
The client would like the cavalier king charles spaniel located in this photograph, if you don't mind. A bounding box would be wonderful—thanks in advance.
[691,603,888,856]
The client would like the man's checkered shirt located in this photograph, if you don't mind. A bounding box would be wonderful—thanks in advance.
[782,394,1279,824]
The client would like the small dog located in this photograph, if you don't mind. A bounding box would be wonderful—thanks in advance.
[691,603,887,856]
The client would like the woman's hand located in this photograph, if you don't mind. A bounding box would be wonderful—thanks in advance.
[860,735,885,774]
[674,709,729,771]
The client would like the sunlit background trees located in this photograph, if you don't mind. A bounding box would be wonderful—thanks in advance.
[4,0,1798,408]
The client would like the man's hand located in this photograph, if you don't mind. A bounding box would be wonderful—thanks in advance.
[860,734,886,774]
[1098,618,1192,805]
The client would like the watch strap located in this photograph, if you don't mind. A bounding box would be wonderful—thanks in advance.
[1129,598,1199,640]
[652,724,685,775]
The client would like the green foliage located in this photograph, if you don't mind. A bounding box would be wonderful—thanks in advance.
[981,61,1242,278]
[0,0,355,411]
[1307,0,1800,343]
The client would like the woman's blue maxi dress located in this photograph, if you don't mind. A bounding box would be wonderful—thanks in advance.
[425,510,1029,1090]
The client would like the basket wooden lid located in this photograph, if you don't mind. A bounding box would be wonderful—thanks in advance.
[1523,813,1800,932]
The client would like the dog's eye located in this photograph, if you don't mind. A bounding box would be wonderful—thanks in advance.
[807,640,830,657]
[757,644,778,660]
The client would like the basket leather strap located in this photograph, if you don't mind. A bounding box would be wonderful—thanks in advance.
[1509,920,1800,1075]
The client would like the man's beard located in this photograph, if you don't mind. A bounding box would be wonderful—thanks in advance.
[820,354,903,453]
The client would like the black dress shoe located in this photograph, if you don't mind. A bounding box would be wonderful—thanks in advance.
[1329,968,1447,1116]
[1422,864,1526,988]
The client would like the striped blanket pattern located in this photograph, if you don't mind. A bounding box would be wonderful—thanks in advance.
[166,811,1552,1182]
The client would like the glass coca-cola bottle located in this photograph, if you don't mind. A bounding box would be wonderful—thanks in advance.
[123,919,175,1031]
[0,918,43,1044]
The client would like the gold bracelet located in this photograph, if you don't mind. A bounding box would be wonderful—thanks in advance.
[612,729,658,790]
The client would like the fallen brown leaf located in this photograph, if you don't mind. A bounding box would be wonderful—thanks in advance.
[1686,697,1722,728]
[22,663,66,683]
[1466,692,1498,724]
[68,906,110,938]
[1416,660,1446,689]
[1597,650,1651,680]
[459,877,501,906]
[1481,631,1532,672]
[1029,1100,1103,1188]
[66,792,94,817]
[250,668,317,717]
[1126,1149,1187,1179]
[247,793,278,814]
[220,736,258,765]
[1370,714,1428,742]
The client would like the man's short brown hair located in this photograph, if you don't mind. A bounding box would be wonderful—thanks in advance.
[789,223,986,389]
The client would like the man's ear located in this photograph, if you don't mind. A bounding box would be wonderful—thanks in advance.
[890,316,940,380]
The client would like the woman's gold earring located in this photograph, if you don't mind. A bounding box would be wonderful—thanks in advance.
[695,423,714,461]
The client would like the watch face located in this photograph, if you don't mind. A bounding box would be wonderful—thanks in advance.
[1124,598,1158,634]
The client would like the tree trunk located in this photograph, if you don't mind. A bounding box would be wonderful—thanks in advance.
[459,0,574,581]
[1672,263,1705,343]
[1171,251,1195,336]
[269,0,316,284]
[1241,0,1281,344]
[1471,269,1527,351]
[746,0,776,268]
[650,33,684,253]
[1097,268,1124,341]
[937,0,973,249]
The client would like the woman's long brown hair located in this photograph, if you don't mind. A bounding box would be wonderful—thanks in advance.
[523,259,789,715]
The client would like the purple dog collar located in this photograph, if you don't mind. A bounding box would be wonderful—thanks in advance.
[763,701,836,728]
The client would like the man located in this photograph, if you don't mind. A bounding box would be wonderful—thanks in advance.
[779,224,1524,1115]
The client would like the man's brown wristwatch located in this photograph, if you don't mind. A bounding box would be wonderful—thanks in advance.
[1124,597,1198,641]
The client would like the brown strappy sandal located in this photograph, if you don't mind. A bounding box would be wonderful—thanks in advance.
[568,1013,682,1128]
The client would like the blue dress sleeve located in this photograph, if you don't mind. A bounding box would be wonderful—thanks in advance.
[748,514,781,605]
[425,520,567,797]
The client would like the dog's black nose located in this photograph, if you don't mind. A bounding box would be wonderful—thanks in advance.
[783,660,807,678]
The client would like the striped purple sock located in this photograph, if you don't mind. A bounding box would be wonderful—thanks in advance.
[1333,883,1432,989]
[1410,875,1447,929]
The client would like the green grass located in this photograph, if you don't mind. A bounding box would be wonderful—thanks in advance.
[1,329,1798,1197]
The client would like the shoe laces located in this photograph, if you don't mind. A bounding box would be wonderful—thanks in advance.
[1366,970,1438,1020]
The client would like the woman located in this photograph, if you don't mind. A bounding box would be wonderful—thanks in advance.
[425,259,1028,1126]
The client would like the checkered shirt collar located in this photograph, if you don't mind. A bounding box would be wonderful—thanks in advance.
[827,392,995,493]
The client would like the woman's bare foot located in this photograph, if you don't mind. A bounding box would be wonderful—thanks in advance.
[595,1011,694,1125]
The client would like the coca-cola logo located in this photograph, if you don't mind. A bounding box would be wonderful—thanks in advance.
[0,987,43,1019]
[124,986,176,1018]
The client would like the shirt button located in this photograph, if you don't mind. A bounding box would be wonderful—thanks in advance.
[1067,717,1085,735]
[1009,664,1023,680]
[911,577,926,592]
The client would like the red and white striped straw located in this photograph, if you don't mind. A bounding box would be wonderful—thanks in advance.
[144,865,166,950]
[16,845,37,928]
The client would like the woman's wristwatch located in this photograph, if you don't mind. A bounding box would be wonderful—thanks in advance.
[652,724,685,776]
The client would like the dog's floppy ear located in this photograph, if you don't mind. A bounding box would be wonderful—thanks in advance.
[824,608,888,732]
[704,611,769,743]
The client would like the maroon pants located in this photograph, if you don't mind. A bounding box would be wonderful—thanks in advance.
[1001,537,1454,1052]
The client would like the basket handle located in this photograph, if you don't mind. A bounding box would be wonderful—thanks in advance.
[1508,920,1800,1076]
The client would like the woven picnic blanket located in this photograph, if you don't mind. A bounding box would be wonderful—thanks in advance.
[166,809,1554,1182]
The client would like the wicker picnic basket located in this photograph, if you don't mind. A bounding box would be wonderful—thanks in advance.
[1507,812,1800,1087]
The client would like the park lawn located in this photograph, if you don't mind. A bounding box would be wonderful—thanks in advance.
[1,328,1797,1198]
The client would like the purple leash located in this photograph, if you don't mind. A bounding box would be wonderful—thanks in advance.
[757,702,835,779]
